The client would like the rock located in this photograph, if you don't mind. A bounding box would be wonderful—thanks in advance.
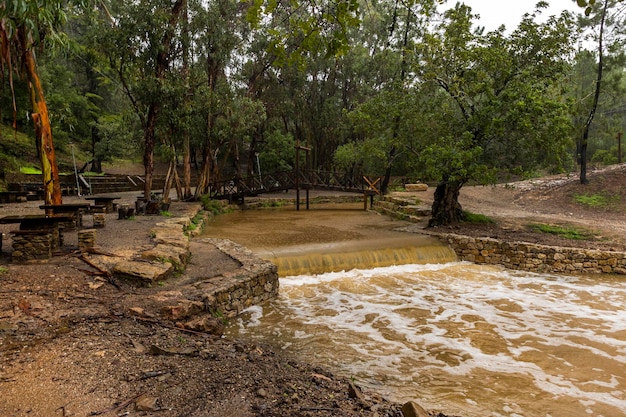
[348,381,370,408]
[151,227,189,250]
[135,394,159,411]
[78,229,96,252]
[401,401,430,417]
[128,306,145,316]
[256,388,268,398]
[182,314,225,335]
[404,183,428,192]
[142,243,189,266]
[163,300,204,320]
[112,260,173,284]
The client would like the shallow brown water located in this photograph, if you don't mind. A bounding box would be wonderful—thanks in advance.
[205,206,626,417]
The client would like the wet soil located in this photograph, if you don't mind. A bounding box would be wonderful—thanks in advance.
[1,164,626,417]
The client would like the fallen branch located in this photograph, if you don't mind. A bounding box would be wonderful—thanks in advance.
[89,391,147,416]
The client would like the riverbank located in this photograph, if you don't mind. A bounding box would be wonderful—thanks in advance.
[2,164,625,416]
[0,193,420,417]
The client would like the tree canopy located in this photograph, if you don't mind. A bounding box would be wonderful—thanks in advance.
[1,0,625,225]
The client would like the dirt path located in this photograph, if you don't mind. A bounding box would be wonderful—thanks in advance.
[409,164,626,251]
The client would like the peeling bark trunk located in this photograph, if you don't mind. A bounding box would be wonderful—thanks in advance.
[23,45,61,205]
[429,179,465,227]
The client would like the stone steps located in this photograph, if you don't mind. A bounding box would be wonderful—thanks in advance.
[372,196,431,222]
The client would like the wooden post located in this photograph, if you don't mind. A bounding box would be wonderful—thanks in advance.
[295,140,300,211]
[294,140,312,211]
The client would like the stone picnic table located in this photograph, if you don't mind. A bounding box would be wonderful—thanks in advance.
[0,214,75,261]
[39,203,92,228]
[85,195,121,213]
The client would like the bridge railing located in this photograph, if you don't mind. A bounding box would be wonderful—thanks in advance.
[208,170,375,200]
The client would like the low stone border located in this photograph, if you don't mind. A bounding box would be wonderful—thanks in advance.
[109,204,278,325]
[426,232,626,275]
[374,196,626,275]
[192,238,279,317]
[112,206,200,284]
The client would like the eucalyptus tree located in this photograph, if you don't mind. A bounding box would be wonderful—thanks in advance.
[338,0,439,192]
[0,0,82,204]
[574,0,626,183]
[239,0,365,176]
[414,3,576,226]
[189,0,251,196]
[95,0,186,198]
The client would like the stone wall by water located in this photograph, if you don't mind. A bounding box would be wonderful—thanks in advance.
[374,196,626,275]
[429,232,626,275]
[198,238,279,317]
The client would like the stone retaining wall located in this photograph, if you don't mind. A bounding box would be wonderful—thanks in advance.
[195,238,279,317]
[430,232,626,275]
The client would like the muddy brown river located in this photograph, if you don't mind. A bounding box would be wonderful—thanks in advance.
[204,204,626,417]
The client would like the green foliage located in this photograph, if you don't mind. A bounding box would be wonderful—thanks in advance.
[0,125,38,172]
[261,200,285,208]
[20,166,42,175]
[529,223,591,240]
[573,193,618,208]
[0,266,7,275]
[200,196,229,216]
[160,211,173,217]
[259,130,295,173]
[462,211,495,224]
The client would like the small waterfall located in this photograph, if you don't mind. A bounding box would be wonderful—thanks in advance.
[262,238,457,276]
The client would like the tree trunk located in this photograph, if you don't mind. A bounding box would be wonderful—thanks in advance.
[183,133,192,199]
[429,179,465,227]
[22,46,61,205]
[143,0,185,199]
[380,145,396,195]
[143,104,159,198]
[181,0,192,200]
[580,0,608,185]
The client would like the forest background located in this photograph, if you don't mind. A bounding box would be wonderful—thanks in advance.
[0,0,625,225]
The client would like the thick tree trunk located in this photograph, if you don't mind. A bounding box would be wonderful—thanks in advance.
[194,144,212,198]
[23,47,61,205]
[428,179,465,227]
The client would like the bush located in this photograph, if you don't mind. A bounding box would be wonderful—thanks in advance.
[462,211,495,224]
[200,195,229,216]
[529,223,590,240]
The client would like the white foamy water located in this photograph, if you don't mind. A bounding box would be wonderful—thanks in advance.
[228,263,626,417]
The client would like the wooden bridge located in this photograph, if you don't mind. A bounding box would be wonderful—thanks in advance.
[209,170,380,209]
